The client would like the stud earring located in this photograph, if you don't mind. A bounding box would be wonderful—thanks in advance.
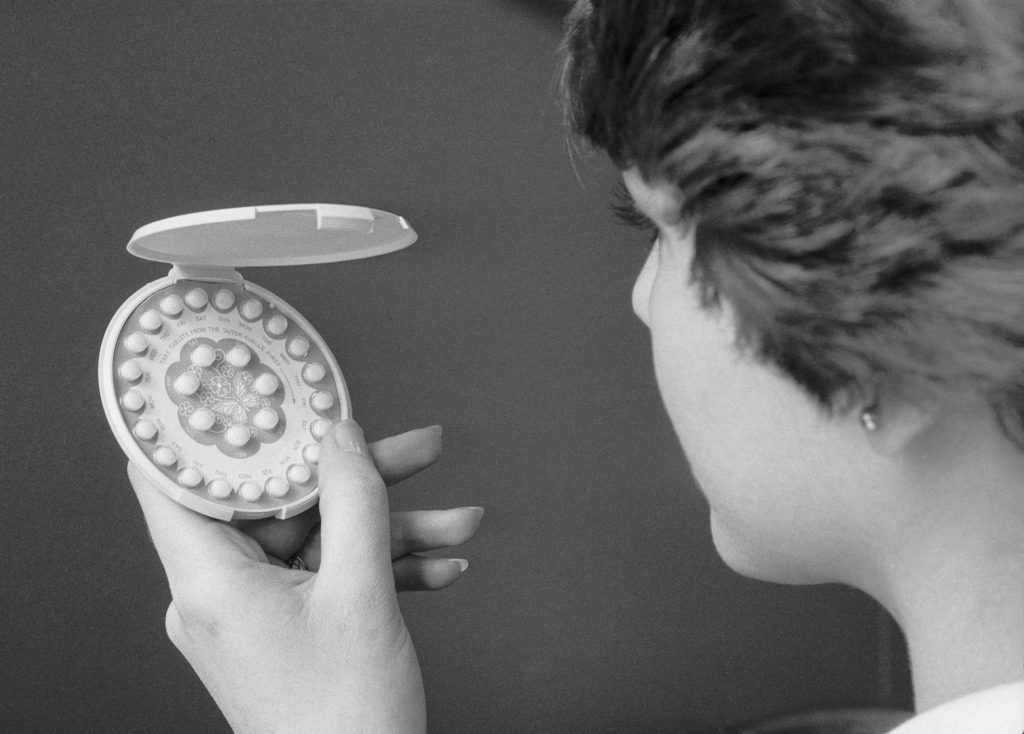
[860,408,879,432]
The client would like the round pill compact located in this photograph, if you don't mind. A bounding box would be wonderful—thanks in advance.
[99,203,416,520]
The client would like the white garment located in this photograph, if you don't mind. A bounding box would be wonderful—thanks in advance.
[889,681,1024,734]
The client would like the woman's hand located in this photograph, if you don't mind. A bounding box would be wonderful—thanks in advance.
[128,420,482,734]
[237,425,484,590]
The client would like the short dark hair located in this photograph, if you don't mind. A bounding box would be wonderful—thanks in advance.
[562,0,1024,439]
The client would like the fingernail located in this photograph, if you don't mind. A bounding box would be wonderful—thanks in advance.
[449,558,469,573]
[332,419,368,455]
[428,424,443,438]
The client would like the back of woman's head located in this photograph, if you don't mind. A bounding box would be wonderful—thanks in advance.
[562,0,1024,442]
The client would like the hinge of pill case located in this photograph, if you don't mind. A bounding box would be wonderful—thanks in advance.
[168,265,243,283]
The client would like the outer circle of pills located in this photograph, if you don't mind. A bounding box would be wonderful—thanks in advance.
[238,481,262,502]
[265,476,290,498]
[121,390,146,412]
[185,288,209,309]
[302,444,320,465]
[153,446,177,467]
[240,299,263,320]
[179,467,203,488]
[208,479,232,499]
[125,332,148,354]
[132,419,158,441]
[287,464,312,484]
[139,310,163,332]
[213,289,236,310]
[310,419,332,440]
[160,294,185,317]
[311,391,334,411]
[266,314,288,336]
[303,362,326,383]
[119,360,143,381]
[287,336,310,359]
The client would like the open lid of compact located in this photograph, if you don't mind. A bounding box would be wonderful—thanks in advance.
[127,203,417,267]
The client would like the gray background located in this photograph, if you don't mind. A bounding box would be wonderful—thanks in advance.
[0,2,911,732]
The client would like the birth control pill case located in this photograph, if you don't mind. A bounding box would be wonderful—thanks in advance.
[99,203,416,521]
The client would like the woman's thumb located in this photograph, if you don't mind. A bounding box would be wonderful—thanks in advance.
[313,419,394,597]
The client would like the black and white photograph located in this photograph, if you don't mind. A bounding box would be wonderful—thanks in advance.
[1,2,1022,732]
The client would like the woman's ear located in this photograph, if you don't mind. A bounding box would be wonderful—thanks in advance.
[861,396,938,456]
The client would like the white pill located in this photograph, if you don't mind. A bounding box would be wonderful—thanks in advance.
[303,362,326,383]
[185,288,209,309]
[266,314,288,336]
[121,390,146,412]
[310,391,334,411]
[238,481,262,502]
[188,408,216,432]
[240,299,263,320]
[124,331,148,354]
[265,476,290,498]
[153,446,177,467]
[119,360,143,382]
[287,464,312,484]
[191,344,216,368]
[302,444,320,465]
[160,294,184,317]
[132,419,157,441]
[287,336,310,359]
[252,373,279,396]
[225,424,251,448]
[310,419,331,440]
[174,372,201,396]
[208,478,232,499]
[226,345,251,368]
[179,467,203,488]
[213,289,235,310]
[253,408,279,430]
[139,309,163,332]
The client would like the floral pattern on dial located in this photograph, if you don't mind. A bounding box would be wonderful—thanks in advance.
[167,338,285,458]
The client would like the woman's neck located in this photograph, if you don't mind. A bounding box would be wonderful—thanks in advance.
[888,534,1024,712]
[868,418,1024,712]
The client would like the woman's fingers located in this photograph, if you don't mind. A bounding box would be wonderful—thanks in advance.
[390,508,485,559]
[289,507,485,571]
[238,425,442,560]
[368,425,443,485]
[393,555,469,591]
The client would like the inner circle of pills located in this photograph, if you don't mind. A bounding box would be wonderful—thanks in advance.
[226,345,251,367]
[110,279,346,515]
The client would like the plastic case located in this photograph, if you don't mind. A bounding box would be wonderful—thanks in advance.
[98,203,416,520]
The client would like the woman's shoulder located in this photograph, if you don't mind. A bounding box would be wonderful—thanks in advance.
[889,681,1024,734]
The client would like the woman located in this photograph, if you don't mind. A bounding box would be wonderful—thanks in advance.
[128,0,1024,731]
